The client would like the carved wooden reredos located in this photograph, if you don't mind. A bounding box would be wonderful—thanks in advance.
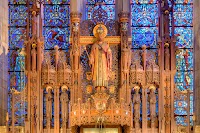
[21,1,179,133]
[40,5,160,131]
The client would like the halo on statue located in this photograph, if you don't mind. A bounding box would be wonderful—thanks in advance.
[149,85,156,91]
[134,85,140,91]
[93,24,108,38]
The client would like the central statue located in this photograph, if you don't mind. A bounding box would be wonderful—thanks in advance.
[89,24,112,88]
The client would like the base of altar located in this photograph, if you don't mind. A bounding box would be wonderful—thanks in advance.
[82,128,118,133]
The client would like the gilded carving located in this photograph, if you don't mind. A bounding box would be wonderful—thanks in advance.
[60,86,69,128]
[18,3,181,133]
[89,24,112,87]
[132,86,141,129]
[149,85,156,126]
[195,125,200,133]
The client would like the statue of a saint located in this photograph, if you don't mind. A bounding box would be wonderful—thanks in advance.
[149,86,156,125]
[89,24,112,87]
[132,87,141,128]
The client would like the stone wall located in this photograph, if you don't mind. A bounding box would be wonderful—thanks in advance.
[0,0,8,126]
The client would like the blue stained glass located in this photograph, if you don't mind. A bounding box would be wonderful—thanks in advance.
[9,5,28,26]
[190,95,193,115]
[8,50,25,71]
[43,89,47,127]
[43,2,70,50]
[175,116,187,126]
[44,0,70,4]
[176,49,193,71]
[86,5,115,20]
[8,94,12,125]
[156,93,158,114]
[44,5,70,27]
[173,0,194,126]
[43,27,70,49]
[173,5,193,26]
[8,72,26,92]
[52,92,55,127]
[14,101,27,126]
[9,0,29,126]
[9,0,34,4]
[131,4,158,26]
[174,0,193,3]
[190,116,193,125]
[174,101,187,115]
[175,108,187,115]
[9,27,26,49]
[174,27,193,48]
[174,100,187,108]
[9,0,26,4]
[175,71,193,91]
[130,0,157,4]
[87,0,115,4]
[132,27,158,48]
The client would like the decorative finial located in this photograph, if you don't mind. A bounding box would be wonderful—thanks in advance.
[32,43,37,49]
[142,45,147,50]
[54,45,59,50]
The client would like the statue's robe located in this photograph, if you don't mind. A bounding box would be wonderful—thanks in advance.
[90,42,112,87]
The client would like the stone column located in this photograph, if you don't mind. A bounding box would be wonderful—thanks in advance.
[0,0,8,126]
[194,0,200,132]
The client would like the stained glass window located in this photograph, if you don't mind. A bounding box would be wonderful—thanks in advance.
[8,0,28,126]
[43,0,70,50]
[174,0,194,126]
[86,0,115,20]
[130,0,158,48]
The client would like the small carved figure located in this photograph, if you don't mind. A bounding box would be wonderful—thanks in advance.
[132,87,141,128]
[31,11,37,35]
[121,22,128,32]
[72,22,79,32]
[46,90,52,121]
[60,89,69,123]
[31,46,37,71]
[122,48,131,72]
[89,24,112,87]
[149,87,156,124]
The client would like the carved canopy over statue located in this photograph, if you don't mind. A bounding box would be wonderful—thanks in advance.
[89,24,112,88]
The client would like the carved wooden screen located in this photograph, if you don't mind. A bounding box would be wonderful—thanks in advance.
[8,0,30,126]
[43,0,70,128]
[130,0,194,129]
[130,0,159,128]
[8,0,71,128]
